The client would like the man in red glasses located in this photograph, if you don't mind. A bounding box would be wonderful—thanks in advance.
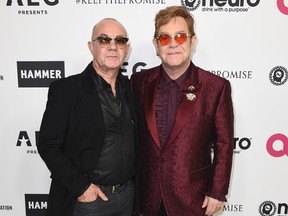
[131,6,234,216]
[38,18,138,216]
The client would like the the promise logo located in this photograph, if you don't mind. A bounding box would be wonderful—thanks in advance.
[17,61,64,87]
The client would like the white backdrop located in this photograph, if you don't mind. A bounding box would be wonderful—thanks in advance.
[1,0,288,215]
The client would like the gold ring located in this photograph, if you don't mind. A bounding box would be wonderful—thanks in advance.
[215,206,222,212]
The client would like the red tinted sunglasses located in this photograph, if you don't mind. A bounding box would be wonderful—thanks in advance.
[156,33,192,46]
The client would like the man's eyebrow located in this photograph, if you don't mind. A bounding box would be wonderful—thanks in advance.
[97,34,109,37]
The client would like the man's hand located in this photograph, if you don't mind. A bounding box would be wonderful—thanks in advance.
[77,183,108,202]
[202,196,224,216]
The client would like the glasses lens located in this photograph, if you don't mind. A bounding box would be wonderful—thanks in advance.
[174,33,188,45]
[97,36,112,47]
[158,34,171,46]
[114,37,129,48]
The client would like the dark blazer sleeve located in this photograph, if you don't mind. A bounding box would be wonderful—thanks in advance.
[38,78,90,198]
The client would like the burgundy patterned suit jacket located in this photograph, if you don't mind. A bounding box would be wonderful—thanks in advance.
[131,62,234,216]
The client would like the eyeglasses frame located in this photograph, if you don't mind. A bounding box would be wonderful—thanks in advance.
[92,36,129,48]
[156,33,192,46]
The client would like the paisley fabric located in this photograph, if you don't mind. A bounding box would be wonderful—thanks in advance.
[131,62,234,216]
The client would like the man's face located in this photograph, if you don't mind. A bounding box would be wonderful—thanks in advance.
[88,19,130,73]
[153,16,195,72]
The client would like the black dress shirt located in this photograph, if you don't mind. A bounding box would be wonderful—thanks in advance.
[90,71,136,186]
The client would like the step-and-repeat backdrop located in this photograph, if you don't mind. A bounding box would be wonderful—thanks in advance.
[1,0,288,215]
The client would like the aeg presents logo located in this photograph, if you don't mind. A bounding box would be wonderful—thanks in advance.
[266,133,288,157]
[277,0,288,15]
[16,131,39,154]
[6,0,58,6]
[6,0,59,15]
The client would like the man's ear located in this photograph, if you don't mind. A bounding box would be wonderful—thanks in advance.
[88,41,93,54]
[191,35,197,52]
[152,38,160,57]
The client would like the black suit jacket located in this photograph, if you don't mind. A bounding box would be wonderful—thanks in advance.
[38,62,138,216]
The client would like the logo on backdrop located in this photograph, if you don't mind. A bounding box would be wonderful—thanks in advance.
[210,69,253,79]
[234,137,252,154]
[25,194,48,216]
[259,200,288,216]
[181,0,261,12]
[259,201,277,216]
[131,62,147,74]
[266,133,288,157]
[17,61,64,87]
[269,66,288,86]
[223,203,244,212]
[277,0,288,15]
[16,131,39,154]
[6,0,59,15]
[75,0,165,5]
[0,205,13,211]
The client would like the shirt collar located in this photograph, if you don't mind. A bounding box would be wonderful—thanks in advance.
[160,63,192,89]
[90,67,125,91]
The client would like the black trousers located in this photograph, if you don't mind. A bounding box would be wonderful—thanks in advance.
[157,202,167,216]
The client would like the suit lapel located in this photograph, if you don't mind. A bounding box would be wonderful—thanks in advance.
[166,64,201,146]
[124,78,137,127]
[79,64,105,136]
[144,70,161,148]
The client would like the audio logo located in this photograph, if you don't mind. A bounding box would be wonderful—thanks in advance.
[259,201,276,216]
[259,200,288,216]
[277,0,288,15]
[181,0,201,11]
[269,66,288,86]
[266,133,288,157]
